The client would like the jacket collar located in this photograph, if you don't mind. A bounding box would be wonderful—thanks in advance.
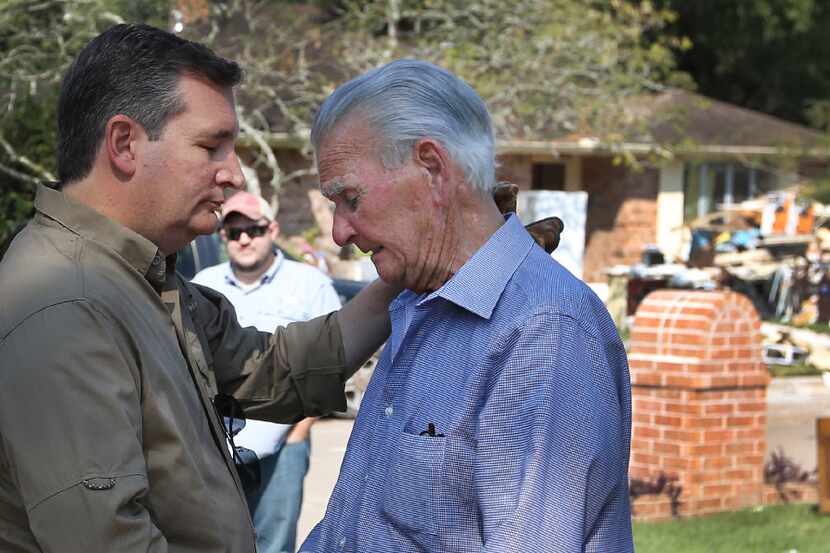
[35,183,166,288]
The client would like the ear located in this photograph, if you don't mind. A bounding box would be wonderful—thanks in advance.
[105,115,141,178]
[413,139,453,204]
[219,228,228,243]
[268,220,280,241]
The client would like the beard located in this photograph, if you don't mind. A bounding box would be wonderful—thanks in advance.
[230,249,275,279]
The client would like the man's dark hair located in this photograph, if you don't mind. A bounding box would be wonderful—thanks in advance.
[57,24,242,184]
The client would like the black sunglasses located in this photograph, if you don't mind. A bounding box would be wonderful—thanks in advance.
[214,393,262,494]
[225,224,269,241]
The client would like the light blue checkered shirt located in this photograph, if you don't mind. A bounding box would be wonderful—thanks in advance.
[301,215,633,552]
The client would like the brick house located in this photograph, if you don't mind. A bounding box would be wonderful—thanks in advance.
[255,90,829,282]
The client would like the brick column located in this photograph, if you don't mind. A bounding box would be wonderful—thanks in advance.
[628,290,769,520]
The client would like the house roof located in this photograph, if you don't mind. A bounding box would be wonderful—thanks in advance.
[496,90,829,159]
[628,90,825,150]
[260,89,830,160]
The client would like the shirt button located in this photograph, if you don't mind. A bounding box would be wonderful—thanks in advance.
[339,537,346,549]
[151,255,162,266]
[384,405,394,417]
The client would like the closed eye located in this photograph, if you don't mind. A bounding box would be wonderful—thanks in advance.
[344,193,359,210]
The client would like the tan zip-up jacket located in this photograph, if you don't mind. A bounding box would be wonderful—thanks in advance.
[0,185,349,552]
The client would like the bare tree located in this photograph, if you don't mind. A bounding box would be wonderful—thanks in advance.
[191,0,686,197]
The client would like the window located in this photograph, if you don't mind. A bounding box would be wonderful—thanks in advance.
[532,163,566,191]
[683,162,780,222]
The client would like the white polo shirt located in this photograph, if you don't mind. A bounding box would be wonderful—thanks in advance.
[192,250,342,458]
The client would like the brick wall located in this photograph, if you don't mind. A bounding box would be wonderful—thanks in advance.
[580,157,658,282]
[497,154,659,282]
[628,289,769,521]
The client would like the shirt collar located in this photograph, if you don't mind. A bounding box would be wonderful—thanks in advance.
[402,214,534,320]
[224,249,284,289]
[34,183,165,288]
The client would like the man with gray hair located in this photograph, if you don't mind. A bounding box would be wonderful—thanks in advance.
[300,60,633,552]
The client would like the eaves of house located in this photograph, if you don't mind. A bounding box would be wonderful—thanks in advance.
[251,89,830,161]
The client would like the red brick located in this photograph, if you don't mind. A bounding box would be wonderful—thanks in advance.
[665,402,703,416]
[633,399,662,413]
[664,429,702,442]
[665,374,694,388]
[631,371,661,386]
[630,330,659,343]
[729,335,752,346]
[628,358,655,370]
[655,415,683,427]
[710,348,738,361]
[727,415,755,427]
[633,425,660,440]
[633,413,652,425]
[692,497,724,511]
[739,374,769,387]
[703,483,734,496]
[632,452,660,465]
[690,443,724,456]
[632,316,662,328]
[664,456,693,470]
[671,318,713,331]
[686,417,725,429]
[669,332,708,346]
[737,401,766,413]
[739,454,765,466]
[654,442,681,455]
[704,429,736,443]
[704,403,735,415]
[725,442,755,455]
[726,468,754,480]
[704,456,734,470]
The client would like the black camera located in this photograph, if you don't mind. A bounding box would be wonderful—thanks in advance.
[214,394,262,494]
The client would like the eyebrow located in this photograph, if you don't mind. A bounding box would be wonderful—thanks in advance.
[320,178,347,200]
[196,128,238,141]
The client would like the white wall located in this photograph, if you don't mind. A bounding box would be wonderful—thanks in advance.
[656,162,685,261]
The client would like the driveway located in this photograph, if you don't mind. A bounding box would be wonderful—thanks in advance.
[767,376,830,472]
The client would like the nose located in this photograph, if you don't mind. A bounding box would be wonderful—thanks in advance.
[216,150,245,190]
[331,211,356,247]
[237,230,253,245]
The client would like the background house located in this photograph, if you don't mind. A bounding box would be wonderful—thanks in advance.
[254,90,829,283]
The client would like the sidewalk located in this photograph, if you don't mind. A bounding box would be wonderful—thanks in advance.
[297,418,354,545]
[767,376,830,472]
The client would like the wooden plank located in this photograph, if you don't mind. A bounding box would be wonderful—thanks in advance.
[817,417,830,514]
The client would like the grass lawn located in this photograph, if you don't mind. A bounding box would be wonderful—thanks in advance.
[633,504,830,553]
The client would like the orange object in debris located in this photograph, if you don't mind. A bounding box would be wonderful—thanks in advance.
[772,197,791,234]
[797,204,815,234]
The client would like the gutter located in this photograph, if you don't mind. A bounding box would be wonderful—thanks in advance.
[246,132,830,160]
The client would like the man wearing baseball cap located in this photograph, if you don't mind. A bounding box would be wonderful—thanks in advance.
[194,191,341,553]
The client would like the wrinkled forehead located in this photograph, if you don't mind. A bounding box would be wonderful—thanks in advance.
[316,116,382,182]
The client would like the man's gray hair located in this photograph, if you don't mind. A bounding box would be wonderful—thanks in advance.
[310,59,496,193]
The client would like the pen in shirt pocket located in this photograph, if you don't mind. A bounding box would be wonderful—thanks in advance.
[419,422,444,437]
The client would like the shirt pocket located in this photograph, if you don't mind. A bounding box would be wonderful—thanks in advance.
[380,431,451,537]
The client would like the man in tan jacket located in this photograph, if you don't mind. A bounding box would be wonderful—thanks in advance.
[0,24,397,553]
